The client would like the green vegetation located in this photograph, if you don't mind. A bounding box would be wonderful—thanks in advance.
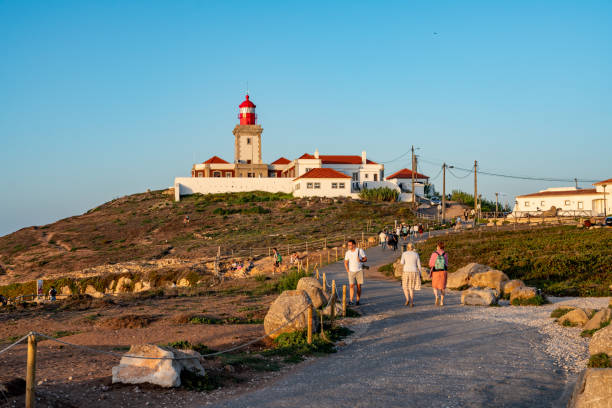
[188,315,263,325]
[163,340,216,355]
[580,318,610,337]
[359,187,399,202]
[450,190,511,212]
[510,294,548,306]
[587,353,611,368]
[418,226,612,296]
[550,308,574,318]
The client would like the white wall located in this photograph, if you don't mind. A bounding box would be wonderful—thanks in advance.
[293,178,351,198]
[512,192,610,215]
[387,178,425,196]
[174,177,293,201]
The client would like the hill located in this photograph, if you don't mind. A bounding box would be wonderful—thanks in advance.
[0,190,417,285]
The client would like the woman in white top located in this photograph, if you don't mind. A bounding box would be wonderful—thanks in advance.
[400,243,422,307]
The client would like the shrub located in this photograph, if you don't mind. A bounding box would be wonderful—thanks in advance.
[359,187,398,202]
[510,294,548,306]
[275,268,310,293]
[550,308,574,318]
[587,353,611,368]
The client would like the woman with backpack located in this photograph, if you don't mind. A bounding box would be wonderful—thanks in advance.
[428,241,448,306]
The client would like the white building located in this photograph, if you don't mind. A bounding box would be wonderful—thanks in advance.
[512,178,611,217]
[293,168,352,198]
[385,168,429,197]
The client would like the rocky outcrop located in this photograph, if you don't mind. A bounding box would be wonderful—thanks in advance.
[501,279,524,297]
[447,263,491,289]
[112,344,204,388]
[461,287,498,306]
[509,286,537,304]
[590,325,612,356]
[116,277,133,293]
[61,286,72,296]
[296,277,327,309]
[468,270,509,292]
[84,285,104,298]
[393,259,402,278]
[264,290,318,339]
[177,278,190,287]
[568,368,612,408]
[558,309,590,327]
[584,309,612,331]
[133,281,152,293]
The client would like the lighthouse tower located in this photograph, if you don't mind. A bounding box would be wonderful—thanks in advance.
[233,94,265,176]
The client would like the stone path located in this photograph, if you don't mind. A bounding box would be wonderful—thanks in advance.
[206,243,572,408]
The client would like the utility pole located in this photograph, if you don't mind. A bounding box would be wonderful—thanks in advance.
[495,192,499,219]
[442,163,446,223]
[411,145,416,208]
[474,160,478,225]
[575,178,578,189]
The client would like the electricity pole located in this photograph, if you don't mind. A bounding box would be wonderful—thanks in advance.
[495,192,499,219]
[474,160,478,225]
[442,163,446,223]
[411,145,416,208]
[575,178,578,189]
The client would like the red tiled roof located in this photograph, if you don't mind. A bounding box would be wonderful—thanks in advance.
[385,168,429,180]
[517,189,600,198]
[294,168,351,180]
[296,153,378,164]
[203,156,229,164]
[271,157,291,165]
[594,178,612,186]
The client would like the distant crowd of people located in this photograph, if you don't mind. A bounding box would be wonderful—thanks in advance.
[378,223,424,252]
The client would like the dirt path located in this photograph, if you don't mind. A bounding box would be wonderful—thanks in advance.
[206,244,573,408]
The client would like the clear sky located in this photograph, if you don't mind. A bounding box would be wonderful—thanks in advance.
[1,1,611,236]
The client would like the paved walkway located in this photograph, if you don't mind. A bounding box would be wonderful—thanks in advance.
[207,242,571,408]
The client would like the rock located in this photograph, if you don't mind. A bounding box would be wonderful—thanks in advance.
[420,268,431,281]
[559,309,590,327]
[85,285,104,299]
[112,344,204,388]
[447,263,491,289]
[590,324,612,356]
[584,309,612,331]
[264,290,318,339]
[107,280,116,293]
[61,286,72,296]
[510,286,537,303]
[393,259,403,278]
[502,279,524,297]
[322,298,343,317]
[116,277,133,293]
[177,278,190,287]
[469,270,509,292]
[133,281,152,293]
[461,287,498,306]
[296,277,327,309]
[568,368,612,408]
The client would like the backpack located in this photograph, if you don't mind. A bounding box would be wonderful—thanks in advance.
[434,251,446,271]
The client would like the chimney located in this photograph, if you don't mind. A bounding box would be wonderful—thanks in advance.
[314,149,319,159]
[362,150,366,164]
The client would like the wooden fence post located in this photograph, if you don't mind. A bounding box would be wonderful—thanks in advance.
[327,250,330,264]
[330,280,336,325]
[322,273,327,294]
[316,268,320,280]
[342,285,347,316]
[306,257,309,272]
[26,333,37,408]
[320,253,322,267]
[307,305,313,344]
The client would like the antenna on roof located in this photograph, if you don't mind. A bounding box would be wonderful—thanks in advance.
[246,80,249,96]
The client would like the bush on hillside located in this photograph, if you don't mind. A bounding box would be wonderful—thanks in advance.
[359,187,398,202]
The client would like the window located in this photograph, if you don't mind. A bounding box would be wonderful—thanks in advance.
[247,138,251,144]
[247,172,255,178]
[314,183,321,189]
[307,182,313,189]
[578,201,583,209]
[564,200,571,206]
[295,183,300,190]
[213,171,221,177]
[352,172,358,181]
[246,160,252,164]
[197,171,203,177]
[365,174,369,179]
[524,202,530,207]
[374,174,378,181]
[225,172,232,177]
[305,168,312,173]
[331,183,338,189]
[541,201,545,207]
[339,183,345,189]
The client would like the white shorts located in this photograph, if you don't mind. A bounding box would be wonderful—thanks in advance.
[348,270,364,286]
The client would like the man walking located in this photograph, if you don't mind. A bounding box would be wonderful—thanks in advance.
[344,239,367,305]
[379,230,387,250]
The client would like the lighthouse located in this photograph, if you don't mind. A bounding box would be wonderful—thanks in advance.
[233,94,264,176]
[238,94,256,125]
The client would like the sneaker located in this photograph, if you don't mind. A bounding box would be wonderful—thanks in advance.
[356,300,360,306]
[348,301,354,306]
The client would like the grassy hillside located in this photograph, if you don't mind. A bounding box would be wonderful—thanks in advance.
[418,226,612,296]
[0,190,418,284]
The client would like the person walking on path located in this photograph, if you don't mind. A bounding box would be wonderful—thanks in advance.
[379,230,387,250]
[48,286,57,301]
[428,242,448,306]
[272,248,282,275]
[344,239,367,305]
[400,243,421,307]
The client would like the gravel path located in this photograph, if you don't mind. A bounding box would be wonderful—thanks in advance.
[204,244,607,408]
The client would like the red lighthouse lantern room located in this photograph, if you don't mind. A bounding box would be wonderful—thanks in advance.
[238,94,256,125]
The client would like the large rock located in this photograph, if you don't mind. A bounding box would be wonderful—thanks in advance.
[61,286,72,296]
[469,270,509,292]
[133,281,152,293]
[559,309,590,327]
[393,259,403,278]
[264,290,318,339]
[296,277,327,309]
[177,278,190,287]
[461,287,498,306]
[85,285,104,299]
[502,279,524,297]
[116,277,133,293]
[584,309,612,331]
[590,324,612,356]
[112,344,204,388]
[510,286,537,303]
[322,299,343,317]
[447,263,491,289]
[568,368,612,408]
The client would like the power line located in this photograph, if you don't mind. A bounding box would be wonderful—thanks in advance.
[447,167,473,179]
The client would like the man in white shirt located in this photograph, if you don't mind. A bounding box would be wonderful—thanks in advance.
[379,230,387,250]
[344,239,367,305]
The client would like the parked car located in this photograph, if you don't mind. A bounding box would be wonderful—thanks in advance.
[430,197,441,205]
[605,216,612,226]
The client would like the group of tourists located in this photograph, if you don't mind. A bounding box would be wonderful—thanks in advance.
[378,224,425,251]
[344,239,448,307]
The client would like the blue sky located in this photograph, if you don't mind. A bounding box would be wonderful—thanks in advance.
[1,1,611,235]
